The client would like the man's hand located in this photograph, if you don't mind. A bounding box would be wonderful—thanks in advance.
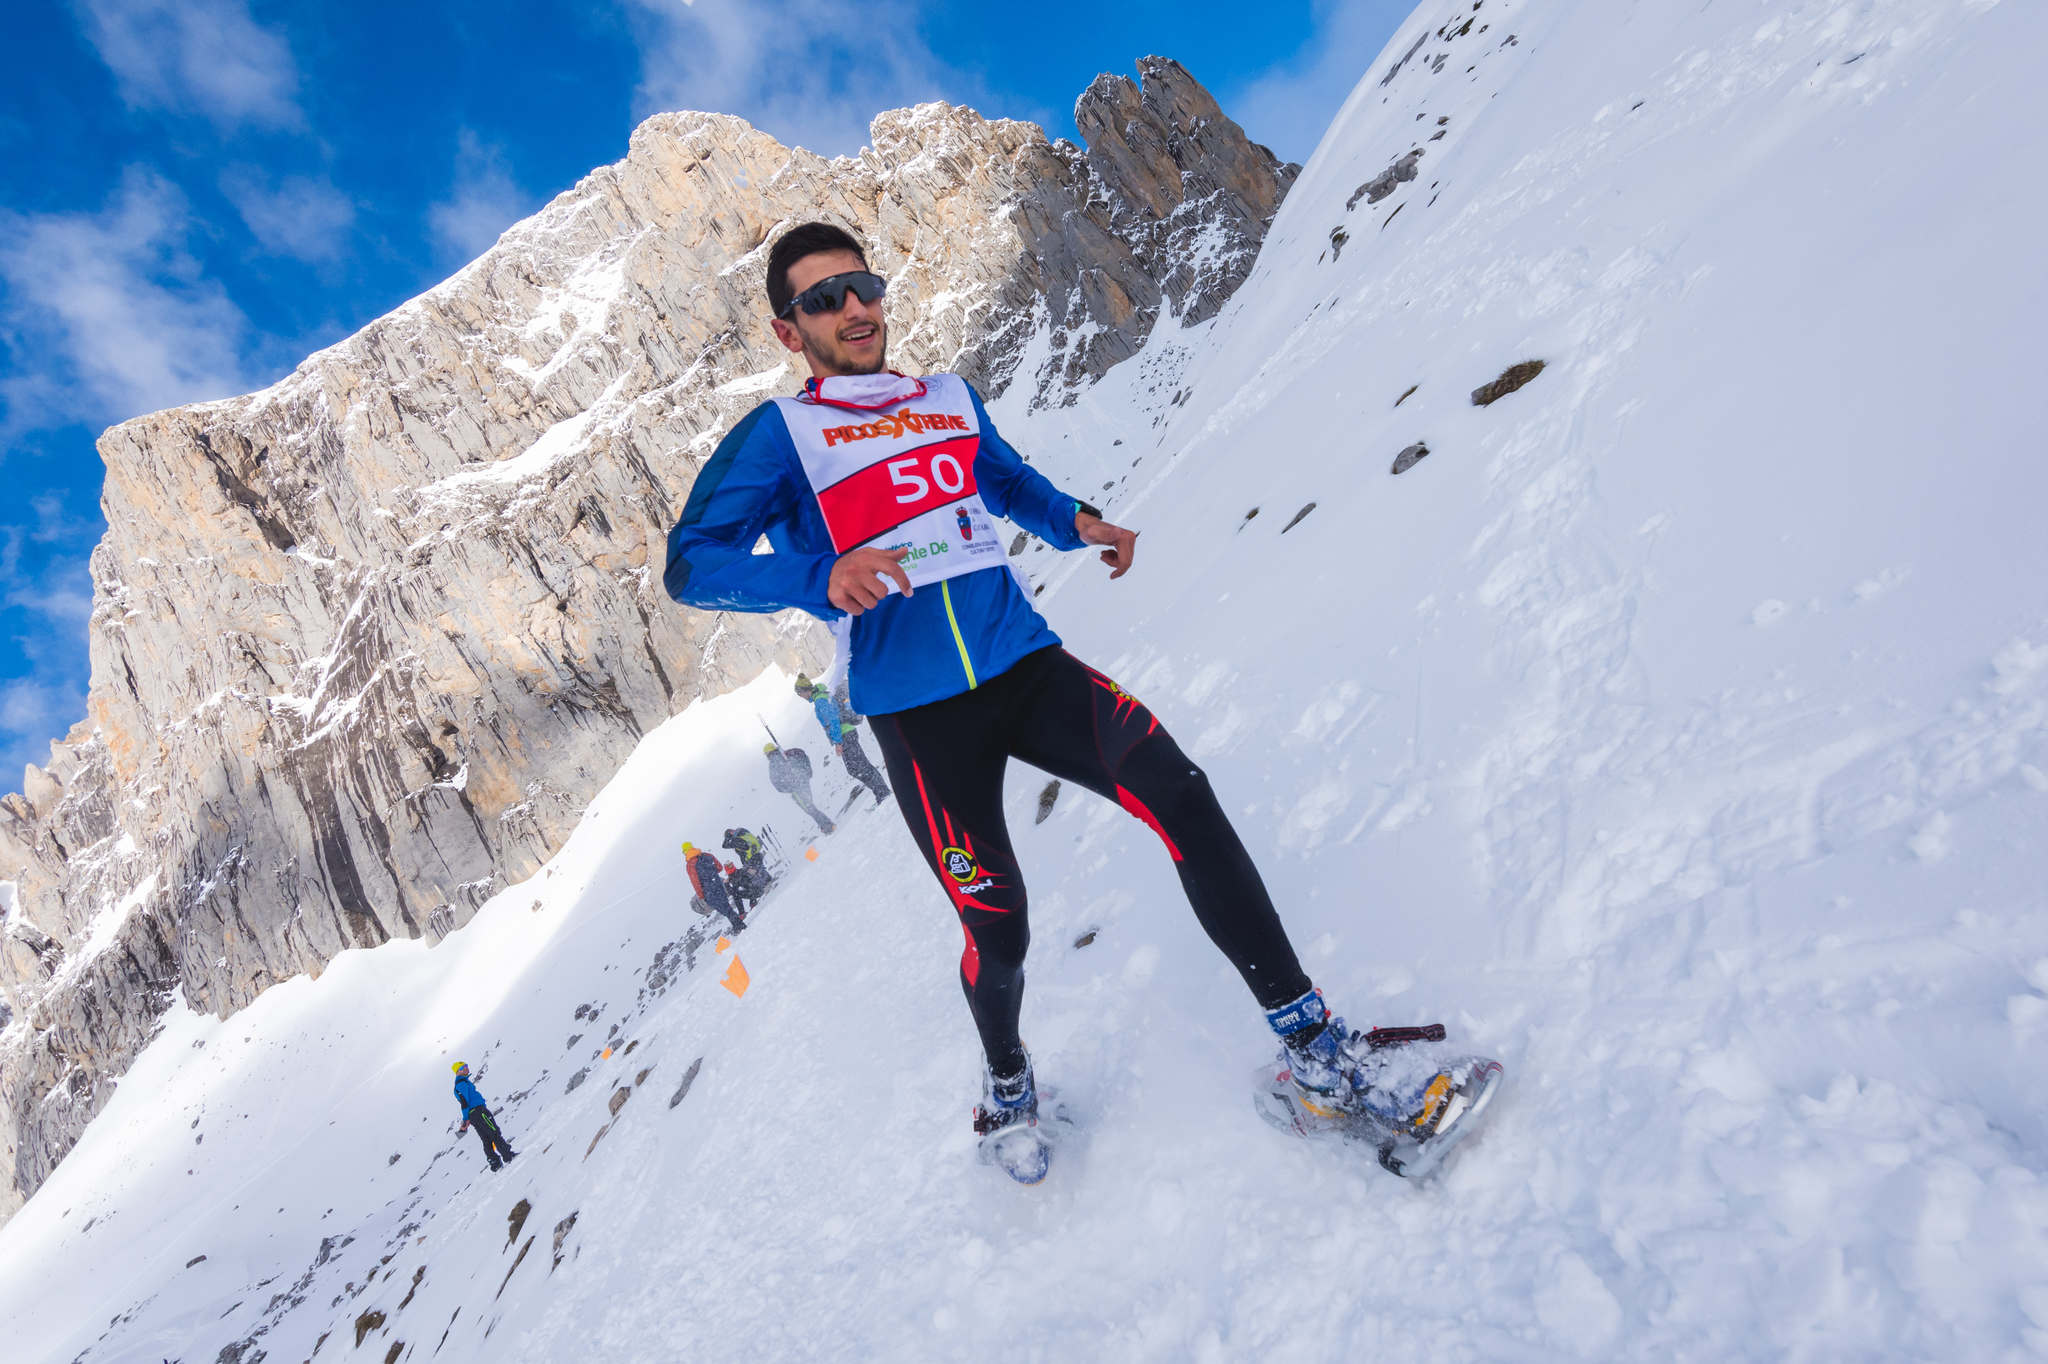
[1075,511,1137,579]
[829,546,913,614]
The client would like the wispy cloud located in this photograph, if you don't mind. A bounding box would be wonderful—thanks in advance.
[0,675,85,784]
[2,496,98,632]
[0,497,96,788]
[1225,0,1411,165]
[72,0,302,131]
[0,169,255,435]
[621,0,985,157]
[427,130,536,263]
[220,168,356,263]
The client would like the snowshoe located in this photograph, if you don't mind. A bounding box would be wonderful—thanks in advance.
[1255,1024,1503,1179]
[972,1060,1067,1185]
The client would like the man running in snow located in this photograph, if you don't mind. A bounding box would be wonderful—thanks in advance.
[683,840,745,933]
[796,672,891,807]
[763,741,834,835]
[452,1062,516,1170]
[663,222,1449,1173]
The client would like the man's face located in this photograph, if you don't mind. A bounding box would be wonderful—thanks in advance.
[771,247,888,378]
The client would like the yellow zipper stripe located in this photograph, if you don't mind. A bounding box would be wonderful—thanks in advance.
[940,579,978,689]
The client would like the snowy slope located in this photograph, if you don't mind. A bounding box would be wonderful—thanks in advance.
[5,0,2048,1359]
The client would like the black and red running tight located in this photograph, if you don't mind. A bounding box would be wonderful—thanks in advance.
[870,646,1312,1078]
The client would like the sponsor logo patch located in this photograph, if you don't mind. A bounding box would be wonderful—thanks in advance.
[821,408,971,447]
[941,846,979,883]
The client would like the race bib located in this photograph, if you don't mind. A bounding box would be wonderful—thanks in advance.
[776,373,1006,589]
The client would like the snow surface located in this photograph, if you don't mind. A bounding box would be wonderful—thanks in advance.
[5,0,2048,1358]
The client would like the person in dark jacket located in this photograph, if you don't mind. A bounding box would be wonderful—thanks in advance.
[452,1061,516,1170]
[764,742,834,834]
[721,827,774,909]
[683,840,745,932]
[797,673,890,807]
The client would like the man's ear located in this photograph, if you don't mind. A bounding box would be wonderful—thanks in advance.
[770,317,805,354]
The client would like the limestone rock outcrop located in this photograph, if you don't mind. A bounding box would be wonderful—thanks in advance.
[0,58,1293,1219]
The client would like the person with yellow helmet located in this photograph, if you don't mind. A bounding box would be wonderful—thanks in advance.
[682,840,745,933]
[451,1061,516,1171]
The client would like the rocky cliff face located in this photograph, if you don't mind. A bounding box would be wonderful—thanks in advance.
[0,58,1292,1219]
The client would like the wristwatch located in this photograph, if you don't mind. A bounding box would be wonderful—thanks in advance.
[1075,500,1103,520]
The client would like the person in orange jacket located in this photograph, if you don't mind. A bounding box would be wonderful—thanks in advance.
[682,840,745,933]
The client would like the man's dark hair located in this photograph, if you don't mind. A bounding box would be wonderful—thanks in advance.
[766,222,868,318]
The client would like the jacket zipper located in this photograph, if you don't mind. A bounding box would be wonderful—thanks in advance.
[940,579,978,689]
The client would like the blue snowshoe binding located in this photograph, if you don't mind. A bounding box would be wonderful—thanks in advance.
[973,1058,1055,1185]
[1256,990,1503,1179]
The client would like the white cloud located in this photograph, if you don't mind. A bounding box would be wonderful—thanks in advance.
[0,675,85,787]
[1224,0,1412,165]
[0,499,97,791]
[621,0,988,157]
[0,169,255,433]
[427,131,535,263]
[220,168,356,263]
[2,497,97,631]
[73,0,302,131]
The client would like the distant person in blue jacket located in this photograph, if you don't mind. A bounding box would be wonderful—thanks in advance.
[796,672,890,808]
[452,1061,516,1171]
[662,222,1464,1180]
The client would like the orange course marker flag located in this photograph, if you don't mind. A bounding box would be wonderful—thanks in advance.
[714,935,730,953]
[805,846,820,862]
[601,1047,613,1059]
[721,956,750,997]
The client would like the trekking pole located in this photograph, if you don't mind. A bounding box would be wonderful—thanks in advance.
[757,715,781,748]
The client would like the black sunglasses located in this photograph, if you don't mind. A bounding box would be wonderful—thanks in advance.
[778,270,887,319]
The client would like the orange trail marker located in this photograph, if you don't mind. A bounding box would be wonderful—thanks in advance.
[721,956,750,997]
[601,1047,613,1059]
[714,935,730,953]
[805,846,820,862]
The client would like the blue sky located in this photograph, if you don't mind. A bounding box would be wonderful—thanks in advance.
[0,0,1407,790]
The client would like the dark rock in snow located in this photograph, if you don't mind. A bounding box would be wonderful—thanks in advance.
[1471,360,1546,406]
[496,1236,534,1300]
[551,1212,579,1271]
[1035,781,1062,824]
[1347,149,1424,209]
[669,1057,704,1109]
[1392,443,1431,475]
